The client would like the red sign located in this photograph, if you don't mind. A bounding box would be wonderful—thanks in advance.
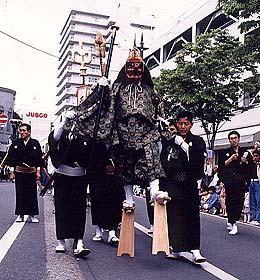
[0,114,8,124]
[26,112,48,118]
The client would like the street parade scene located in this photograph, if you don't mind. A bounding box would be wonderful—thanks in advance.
[0,0,260,279]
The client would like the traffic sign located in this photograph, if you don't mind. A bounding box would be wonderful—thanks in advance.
[0,114,8,124]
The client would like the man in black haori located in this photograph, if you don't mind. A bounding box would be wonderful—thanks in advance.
[48,114,91,258]
[218,130,252,235]
[6,123,43,223]
[90,145,125,245]
[160,111,207,263]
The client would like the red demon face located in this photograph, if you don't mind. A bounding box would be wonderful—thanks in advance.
[125,61,144,80]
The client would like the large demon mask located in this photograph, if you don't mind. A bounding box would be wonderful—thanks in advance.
[125,48,144,80]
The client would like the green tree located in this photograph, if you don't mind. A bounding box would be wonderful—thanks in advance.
[154,29,259,150]
[218,0,260,33]
[218,0,260,103]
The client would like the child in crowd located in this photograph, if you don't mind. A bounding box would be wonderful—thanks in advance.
[199,185,210,212]
[243,191,251,223]
[201,186,221,214]
[219,182,227,217]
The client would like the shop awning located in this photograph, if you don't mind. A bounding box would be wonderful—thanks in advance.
[201,125,260,150]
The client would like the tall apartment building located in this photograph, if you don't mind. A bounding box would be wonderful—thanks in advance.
[55,10,113,118]
[56,8,154,120]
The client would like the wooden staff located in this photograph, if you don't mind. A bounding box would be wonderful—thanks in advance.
[87,26,119,175]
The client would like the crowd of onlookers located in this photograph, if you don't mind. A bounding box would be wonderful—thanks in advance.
[199,163,260,226]
[0,165,11,182]
[1,140,259,229]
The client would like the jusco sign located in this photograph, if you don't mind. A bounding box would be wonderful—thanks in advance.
[26,112,48,118]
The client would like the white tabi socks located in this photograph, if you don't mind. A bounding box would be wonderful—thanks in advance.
[149,179,170,204]
[108,230,119,245]
[123,185,135,209]
[191,249,206,263]
[149,179,160,201]
[93,225,103,241]
[76,239,84,250]
[55,239,66,253]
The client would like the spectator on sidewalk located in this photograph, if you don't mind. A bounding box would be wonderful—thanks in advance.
[200,188,210,212]
[219,182,227,217]
[249,147,260,226]
[242,191,251,223]
[218,130,252,235]
[201,186,221,215]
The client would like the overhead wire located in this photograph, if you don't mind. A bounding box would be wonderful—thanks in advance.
[0,30,59,59]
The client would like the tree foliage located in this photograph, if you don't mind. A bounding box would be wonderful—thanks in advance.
[154,29,259,150]
[218,0,260,33]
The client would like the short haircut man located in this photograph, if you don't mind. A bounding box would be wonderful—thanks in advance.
[228,130,240,139]
[19,123,31,132]
[176,111,193,123]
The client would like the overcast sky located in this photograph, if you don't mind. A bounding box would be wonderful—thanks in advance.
[0,0,207,114]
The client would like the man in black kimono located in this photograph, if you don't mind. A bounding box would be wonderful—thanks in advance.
[6,123,43,223]
[160,111,207,263]
[218,130,252,235]
[48,112,91,258]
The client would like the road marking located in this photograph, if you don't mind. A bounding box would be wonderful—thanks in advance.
[0,216,28,263]
[134,222,239,280]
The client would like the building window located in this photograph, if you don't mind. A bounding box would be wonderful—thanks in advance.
[89,77,98,83]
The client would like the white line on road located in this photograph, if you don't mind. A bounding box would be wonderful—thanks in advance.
[0,216,28,263]
[134,222,239,280]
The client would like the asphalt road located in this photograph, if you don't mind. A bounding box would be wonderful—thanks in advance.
[0,181,260,280]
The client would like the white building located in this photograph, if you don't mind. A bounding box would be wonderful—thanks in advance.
[55,10,112,118]
[143,0,260,150]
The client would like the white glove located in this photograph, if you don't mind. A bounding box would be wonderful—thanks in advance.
[98,77,108,87]
[53,110,76,141]
[174,135,184,146]
[64,110,76,121]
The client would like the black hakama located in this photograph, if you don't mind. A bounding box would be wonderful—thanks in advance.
[90,175,125,230]
[54,174,87,240]
[15,172,39,215]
